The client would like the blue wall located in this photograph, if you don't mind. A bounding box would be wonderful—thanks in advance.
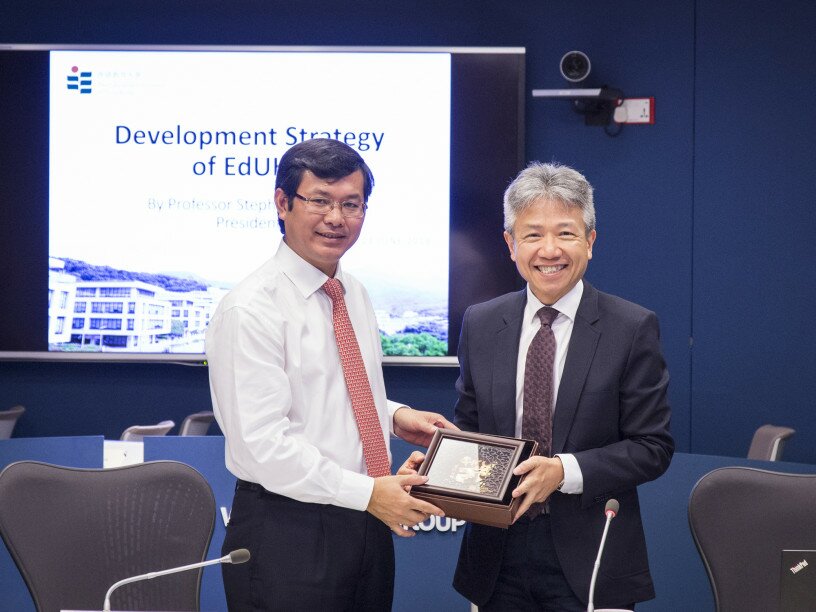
[1,0,815,462]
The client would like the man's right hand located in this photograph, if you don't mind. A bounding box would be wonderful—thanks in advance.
[367,474,445,537]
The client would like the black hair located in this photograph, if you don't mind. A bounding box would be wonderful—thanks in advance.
[276,138,374,234]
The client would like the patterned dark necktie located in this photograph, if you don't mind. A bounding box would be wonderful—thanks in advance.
[521,306,559,513]
[323,278,390,477]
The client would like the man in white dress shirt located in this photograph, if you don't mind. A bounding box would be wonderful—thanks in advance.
[206,138,453,611]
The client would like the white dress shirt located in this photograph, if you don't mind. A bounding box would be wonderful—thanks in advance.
[514,280,585,493]
[206,241,401,512]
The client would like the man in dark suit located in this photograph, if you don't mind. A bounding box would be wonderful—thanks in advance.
[452,162,674,611]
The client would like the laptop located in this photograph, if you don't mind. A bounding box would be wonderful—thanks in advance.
[781,550,816,611]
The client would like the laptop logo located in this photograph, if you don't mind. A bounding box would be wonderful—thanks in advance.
[67,66,92,94]
[790,559,809,575]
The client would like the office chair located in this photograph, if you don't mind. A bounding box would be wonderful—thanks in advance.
[689,466,816,612]
[0,404,25,439]
[747,424,796,461]
[120,419,175,441]
[179,411,215,436]
[0,460,215,612]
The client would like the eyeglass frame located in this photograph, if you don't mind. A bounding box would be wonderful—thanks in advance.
[292,193,368,218]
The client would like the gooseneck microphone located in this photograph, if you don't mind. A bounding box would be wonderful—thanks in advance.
[587,499,619,612]
[102,548,250,612]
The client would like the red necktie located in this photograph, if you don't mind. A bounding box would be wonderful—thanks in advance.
[323,278,391,478]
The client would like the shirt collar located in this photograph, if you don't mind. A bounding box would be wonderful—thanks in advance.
[275,240,347,299]
[524,280,584,324]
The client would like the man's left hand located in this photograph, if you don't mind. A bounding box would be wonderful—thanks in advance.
[510,455,564,520]
[393,407,457,447]
[396,450,426,492]
[396,450,426,476]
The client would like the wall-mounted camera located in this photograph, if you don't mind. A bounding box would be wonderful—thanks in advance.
[531,50,624,133]
[560,51,591,83]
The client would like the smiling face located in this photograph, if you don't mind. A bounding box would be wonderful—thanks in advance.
[275,169,366,277]
[504,198,596,305]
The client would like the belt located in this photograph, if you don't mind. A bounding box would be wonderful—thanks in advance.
[236,479,278,496]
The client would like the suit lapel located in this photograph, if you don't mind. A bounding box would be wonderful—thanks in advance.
[491,290,526,437]
[552,282,601,454]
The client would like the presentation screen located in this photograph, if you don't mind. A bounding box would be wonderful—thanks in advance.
[0,45,525,363]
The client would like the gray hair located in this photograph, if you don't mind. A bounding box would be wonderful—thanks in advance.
[503,162,595,235]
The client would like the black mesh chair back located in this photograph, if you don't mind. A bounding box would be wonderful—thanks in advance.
[747,424,796,461]
[179,411,215,436]
[0,460,215,612]
[689,467,816,611]
[0,404,25,439]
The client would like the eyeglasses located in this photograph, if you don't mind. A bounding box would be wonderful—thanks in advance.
[293,193,367,219]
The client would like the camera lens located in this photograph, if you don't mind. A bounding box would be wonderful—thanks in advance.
[560,51,591,83]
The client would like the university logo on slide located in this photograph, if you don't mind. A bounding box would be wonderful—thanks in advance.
[66,66,92,94]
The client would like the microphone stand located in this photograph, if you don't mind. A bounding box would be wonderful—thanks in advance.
[103,549,250,612]
[587,500,619,612]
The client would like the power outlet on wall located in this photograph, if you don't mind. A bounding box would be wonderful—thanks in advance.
[613,97,654,124]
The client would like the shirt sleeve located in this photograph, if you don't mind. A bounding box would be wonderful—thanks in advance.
[387,400,410,435]
[555,453,583,493]
[207,304,374,511]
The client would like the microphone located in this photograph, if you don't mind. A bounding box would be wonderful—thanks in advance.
[102,548,250,612]
[587,499,619,612]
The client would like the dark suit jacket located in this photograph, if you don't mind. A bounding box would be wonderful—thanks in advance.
[452,282,674,608]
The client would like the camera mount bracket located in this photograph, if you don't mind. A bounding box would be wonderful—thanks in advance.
[531,86,624,126]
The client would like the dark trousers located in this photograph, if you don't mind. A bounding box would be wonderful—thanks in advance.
[481,514,634,612]
[222,480,394,612]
